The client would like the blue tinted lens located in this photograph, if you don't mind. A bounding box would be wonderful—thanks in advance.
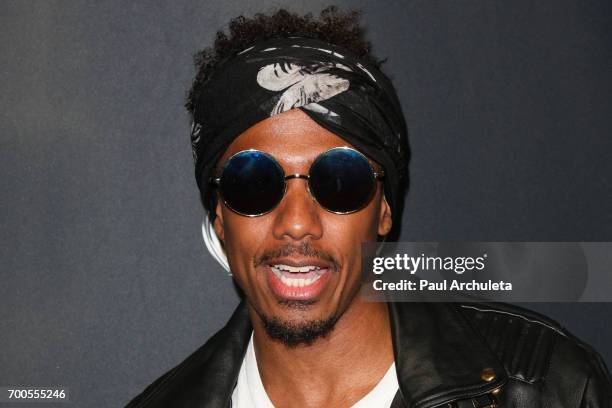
[309,148,376,213]
[219,150,285,216]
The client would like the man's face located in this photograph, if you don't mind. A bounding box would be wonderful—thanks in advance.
[213,109,392,345]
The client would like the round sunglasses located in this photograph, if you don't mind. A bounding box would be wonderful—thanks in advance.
[211,147,384,217]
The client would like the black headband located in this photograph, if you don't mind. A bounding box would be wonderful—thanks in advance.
[191,37,410,229]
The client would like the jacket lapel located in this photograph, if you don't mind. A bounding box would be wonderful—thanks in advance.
[155,301,252,407]
[388,302,506,408]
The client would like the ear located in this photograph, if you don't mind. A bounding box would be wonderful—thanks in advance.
[377,195,393,236]
[213,199,225,242]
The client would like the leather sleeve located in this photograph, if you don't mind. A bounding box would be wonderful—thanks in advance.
[580,351,612,408]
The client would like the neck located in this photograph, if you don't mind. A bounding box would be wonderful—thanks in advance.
[248,297,394,408]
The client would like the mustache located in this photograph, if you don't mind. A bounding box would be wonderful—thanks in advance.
[255,242,341,271]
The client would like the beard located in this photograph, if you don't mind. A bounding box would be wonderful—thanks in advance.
[259,300,340,347]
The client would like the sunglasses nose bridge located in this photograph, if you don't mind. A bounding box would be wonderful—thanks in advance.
[285,174,310,181]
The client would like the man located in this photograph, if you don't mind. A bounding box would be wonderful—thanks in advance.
[127,7,611,407]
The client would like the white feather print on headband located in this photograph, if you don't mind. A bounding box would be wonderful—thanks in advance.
[256,62,351,115]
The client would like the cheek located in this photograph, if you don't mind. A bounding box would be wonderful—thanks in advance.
[322,215,376,244]
[220,208,269,270]
[320,201,382,254]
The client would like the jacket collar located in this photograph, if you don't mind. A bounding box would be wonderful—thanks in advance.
[188,301,506,408]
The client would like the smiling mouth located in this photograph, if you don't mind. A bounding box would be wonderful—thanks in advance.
[265,262,332,300]
[270,264,325,287]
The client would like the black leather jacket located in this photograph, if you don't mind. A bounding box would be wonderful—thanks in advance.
[127,301,612,407]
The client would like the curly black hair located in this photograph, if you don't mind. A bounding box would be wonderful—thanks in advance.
[186,6,380,114]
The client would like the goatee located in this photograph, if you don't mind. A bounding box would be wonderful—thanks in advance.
[260,308,339,347]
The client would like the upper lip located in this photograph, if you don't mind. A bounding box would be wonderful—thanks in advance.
[265,257,332,269]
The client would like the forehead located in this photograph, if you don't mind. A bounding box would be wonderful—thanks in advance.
[217,109,354,168]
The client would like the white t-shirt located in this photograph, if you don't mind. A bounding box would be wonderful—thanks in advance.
[231,333,399,408]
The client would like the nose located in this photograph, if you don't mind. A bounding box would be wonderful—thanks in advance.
[271,178,323,242]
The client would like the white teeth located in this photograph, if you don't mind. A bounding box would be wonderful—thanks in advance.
[272,264,321,273]
[270,266,322,288]
[280,274,290,286]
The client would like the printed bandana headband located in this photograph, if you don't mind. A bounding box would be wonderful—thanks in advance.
[191,37,410,231]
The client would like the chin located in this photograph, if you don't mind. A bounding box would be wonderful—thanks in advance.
[258,306,341,348]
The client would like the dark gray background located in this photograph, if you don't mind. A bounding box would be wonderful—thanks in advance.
[1,1,611,407]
